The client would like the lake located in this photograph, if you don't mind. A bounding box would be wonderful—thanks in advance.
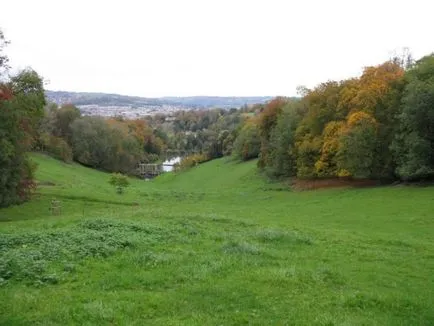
[162,156,181,172]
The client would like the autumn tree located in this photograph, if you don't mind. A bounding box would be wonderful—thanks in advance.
[253,58,409,181]
[257,97,287,167]
[0,30,46,206]
[315,121,345,177]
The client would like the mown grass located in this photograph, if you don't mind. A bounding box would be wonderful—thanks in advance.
[0,153,433,325]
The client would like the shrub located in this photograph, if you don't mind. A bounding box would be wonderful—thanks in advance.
[109,173,130,194]
[176,153,209,171]
[41,134,73,162]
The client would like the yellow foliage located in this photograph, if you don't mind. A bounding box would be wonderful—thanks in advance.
[337,169,351,177]
[337,78,359,117]
[314,121,345,177]
[353,61,404,113]
[323,121,345,138]
[176,153,209,171]
[314,160,328,176]
[347,111,377,128]
[106,118,152,147]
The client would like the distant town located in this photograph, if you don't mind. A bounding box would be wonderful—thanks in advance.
[46,90,274,118]
[74,104,194,118]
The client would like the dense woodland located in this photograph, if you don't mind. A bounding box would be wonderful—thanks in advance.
[1,26,434,208]
[247,54,434,182]
[36,104,252,172]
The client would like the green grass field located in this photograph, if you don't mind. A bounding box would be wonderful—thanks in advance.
[1,153,433,325]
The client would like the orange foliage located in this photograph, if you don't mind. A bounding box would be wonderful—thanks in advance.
[353,61,404,113]
[0,84,13,101]
[127,119,151,146]
[106,118,152,147]
[258,97,287,139]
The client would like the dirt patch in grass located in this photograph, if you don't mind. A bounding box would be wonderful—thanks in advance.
[292,177,379,191]
[37,181,56,186]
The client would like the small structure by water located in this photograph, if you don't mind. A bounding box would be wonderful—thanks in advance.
[137,163,162,178]
[137,156,181,178]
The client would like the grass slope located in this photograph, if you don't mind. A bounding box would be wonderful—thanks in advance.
[0,153,433,325]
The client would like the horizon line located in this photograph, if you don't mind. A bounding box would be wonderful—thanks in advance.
[45,89,296,99]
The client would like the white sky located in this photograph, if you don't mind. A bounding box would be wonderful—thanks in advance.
[1,0,433,97]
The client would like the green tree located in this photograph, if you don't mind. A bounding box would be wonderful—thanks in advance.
[337,112,378,178]
[0,29,9,75]
[266,102,302,177]
[53,104,81,145]
[392,54,434,180]
[71,117,143,174]
[232,120,261,161]
[0,31,46,206]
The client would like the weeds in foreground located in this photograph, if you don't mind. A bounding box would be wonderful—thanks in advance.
[0,219,173,286]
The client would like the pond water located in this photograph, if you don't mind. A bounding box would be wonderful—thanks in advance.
[162,156,181,172]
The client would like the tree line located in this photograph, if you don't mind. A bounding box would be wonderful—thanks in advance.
[144,107,251,160]
[37,104,251,174]
[37,105,167,174]
[232,54,434,182]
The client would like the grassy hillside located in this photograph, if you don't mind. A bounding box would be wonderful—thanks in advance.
[0,153,433,325]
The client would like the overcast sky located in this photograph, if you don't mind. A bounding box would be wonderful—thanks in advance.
[1,0,433,97]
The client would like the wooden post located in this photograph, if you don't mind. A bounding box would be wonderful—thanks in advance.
[50,199,61,216]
